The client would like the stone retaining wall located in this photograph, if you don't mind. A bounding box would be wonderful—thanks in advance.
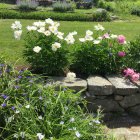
[48,75,140,116]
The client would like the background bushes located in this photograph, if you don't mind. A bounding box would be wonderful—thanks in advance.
[52,1,74,12]
[0,9,111,21]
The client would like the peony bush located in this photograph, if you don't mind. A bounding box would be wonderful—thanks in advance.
[23,19,77,76]
[71,24,129,76]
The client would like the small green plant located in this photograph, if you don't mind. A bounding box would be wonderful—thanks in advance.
[0,64,111,140]
[17,0,38,11]
[131,6,140,16]
[52,1,74,12]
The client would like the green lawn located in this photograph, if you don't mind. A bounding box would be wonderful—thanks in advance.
[0,19,140,65]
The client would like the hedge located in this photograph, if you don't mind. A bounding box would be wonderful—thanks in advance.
[0,9,111,21]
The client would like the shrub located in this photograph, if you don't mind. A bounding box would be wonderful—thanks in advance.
[71,25,128,76]
[0,9,111,21]
[52,1,74,12]
[76,2,92,9]
[0,64,111,140]
[93,9,111,21]
[23,19,77,76]
[17,0,38,11]
[131,6,140,16]
[126,35,140,71]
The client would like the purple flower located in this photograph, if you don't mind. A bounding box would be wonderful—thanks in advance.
[11,106,15,110]
[118,51,126,57]
[0,64,5,67]
[14,85,20,89]
[1,94,8,99]
[1,103,6,107]
[18,75,22,79]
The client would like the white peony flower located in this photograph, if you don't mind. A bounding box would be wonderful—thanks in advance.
[11,21,22,30]
[94,24,105,31]
[25,105,30,109]
[86,30,93,36]
[33,46,42,53]
[65,34,75,44]
[75,131,81,138]
[37,133,45,140]
[53,22,60,28]
[70,31,77,36]
[45,18,54,25]
[79,38,86,42]
[37,27,45,33]
[57,32,64,40]
[44,30,51,36]
[98,36,103,40]
[85,35,93,41]
[51,42,61,52]
[27,26,37,31]
[93,40,100,44]
[14,30,22,40]
[33,21,45,28]
[49,25,58,34]
[110,34,118,39]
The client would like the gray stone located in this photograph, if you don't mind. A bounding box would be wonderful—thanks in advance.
[87,76,114,96]
[84,92,96,102]
[119,94,140,108]
[134,81,140,91]
[48,76,87,91]
[114,95,124,101]
[128,105,140,116]
[96,96,107,99]
[106,75,139,95]
[87,99,124,112]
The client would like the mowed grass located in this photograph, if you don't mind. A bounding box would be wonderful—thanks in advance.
[0,19,140,65]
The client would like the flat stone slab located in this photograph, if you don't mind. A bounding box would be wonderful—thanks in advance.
[48,77,87,91]
[87,76,114,95]
[119,94,140,108]
[106,75,139,95]
[87,99,124,112]
[134,81,140,91]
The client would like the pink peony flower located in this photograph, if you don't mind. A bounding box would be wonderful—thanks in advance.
[117,35,126,44]
[123,68,135,77]
[103,33,110,39]
[131,73,140,81]
[118,51,126,57]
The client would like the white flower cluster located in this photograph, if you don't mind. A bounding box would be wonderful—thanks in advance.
[11,21,22,40]
[66,72,76,82]
[25,18,77,53]
[79,24,119,45]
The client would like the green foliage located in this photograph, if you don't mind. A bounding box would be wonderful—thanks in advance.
[52,1,74,12]
[126,35,140,71]
[71,32,128,76]
[17,0,38,11]
[131,6,140,16]
[93,9,111,21]
[0,9,111,21]
[0,64,111,140]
